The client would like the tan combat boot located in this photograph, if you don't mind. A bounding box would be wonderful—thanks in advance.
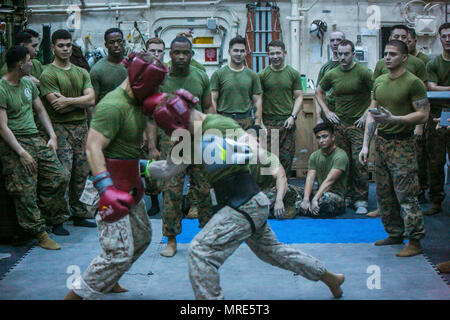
[396,239,423,257]
[424,203,442,216]
[186,206,198,219]
[374,236,403,246]
[367,209,380,217]
[36,231,61,250]
[160,236,177,257]
[436,261,450,274]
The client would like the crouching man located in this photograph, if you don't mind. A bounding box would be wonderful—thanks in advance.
[298,123,349,218]
[141,89,345,300]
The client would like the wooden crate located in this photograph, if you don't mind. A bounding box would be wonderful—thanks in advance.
[292,93,318,178]
[291,93,377,180]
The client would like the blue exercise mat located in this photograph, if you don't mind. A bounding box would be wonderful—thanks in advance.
[163,218,388,244]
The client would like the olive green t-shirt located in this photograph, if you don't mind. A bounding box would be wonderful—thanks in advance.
[319,62,373,126]
[0,77,39,135]
[426,54,450,109]
[167,58,206,73]
[258,65,302,116]
[426,55,450,86]
[0,59,45,79]
[211,65,262,113]
[317,60,340,110]
[160,65,211,112]
[415,52,431,65]
[373,71,428,135]
[372,54,427,82]
[90,87,147,159]
[39,63,92,124]
[308,147,348,198]
[89,57,128,102]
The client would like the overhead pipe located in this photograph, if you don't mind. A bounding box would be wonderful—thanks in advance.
[29,6,150,13]
[298,0,320,13]
[28,0,151,13]
[30,0,223,9]
[286,0,321,71]
[28,0,225,14]
[287,0,301,72]
[150,0,223,6]
[27,2,146,9]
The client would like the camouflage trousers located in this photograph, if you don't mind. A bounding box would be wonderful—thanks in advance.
[335,123,368,205]
[264,183,303,219]
[53,122,91,219]
[159,133,212,237]
[0,135,69,234]
[415,134,429,193]
[375,135,425,240]
[188,192,326,300]
[263,116,296,174]
[73,200,151,299]
[426,109,450,204]
[219,113,253,131]
[294,186,346,218]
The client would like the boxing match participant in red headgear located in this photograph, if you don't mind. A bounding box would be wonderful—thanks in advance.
[90,51,168,223]
[123,51,169,103]
[64,52,169,300]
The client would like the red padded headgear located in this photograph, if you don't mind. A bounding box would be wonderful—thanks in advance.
[143,89,199,136]
[123,52,168,102]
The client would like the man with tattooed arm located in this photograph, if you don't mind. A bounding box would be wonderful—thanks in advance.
[359,40,430,258]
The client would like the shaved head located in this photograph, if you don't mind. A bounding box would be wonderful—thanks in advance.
[329,31,346,54]
[330,31,345,39]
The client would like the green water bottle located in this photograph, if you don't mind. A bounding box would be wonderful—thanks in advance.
[300,74,307,92]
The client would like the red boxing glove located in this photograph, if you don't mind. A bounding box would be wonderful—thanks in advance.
[142,92,167,116]
[175,89,199,108]
[98,186,135,223]
[94,171,135,223]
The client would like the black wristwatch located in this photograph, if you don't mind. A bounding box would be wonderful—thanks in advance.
[290,114,297,120]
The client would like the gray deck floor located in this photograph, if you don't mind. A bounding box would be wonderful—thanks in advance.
[0,220,449,300]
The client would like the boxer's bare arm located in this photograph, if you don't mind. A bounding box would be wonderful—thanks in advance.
[86,128,110,176]
[237,132,269,165]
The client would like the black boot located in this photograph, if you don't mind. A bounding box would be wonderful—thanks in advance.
[73,217,97,228]
[11,228,32,246]
[417,191,428,204]
[147,195,160,216]
[52,224,70,236]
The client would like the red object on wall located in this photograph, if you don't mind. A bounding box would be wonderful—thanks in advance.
[205,48,217,62]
